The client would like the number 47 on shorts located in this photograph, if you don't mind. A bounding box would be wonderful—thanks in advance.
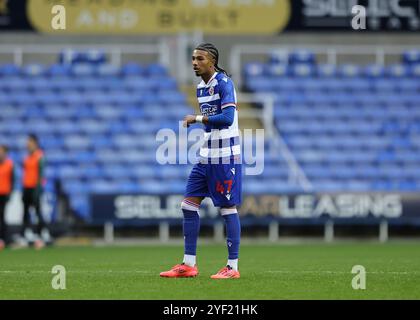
[216,180,232,194]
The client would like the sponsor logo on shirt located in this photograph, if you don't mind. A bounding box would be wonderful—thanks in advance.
[200,103,218,116]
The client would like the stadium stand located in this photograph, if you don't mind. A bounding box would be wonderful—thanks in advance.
[0,50,293,221]
[2,49,419,222]
[244,49,420,193]
[0,54,189,220]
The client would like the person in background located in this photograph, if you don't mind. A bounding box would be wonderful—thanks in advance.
[21,134,52,247]
[0,145,14,250]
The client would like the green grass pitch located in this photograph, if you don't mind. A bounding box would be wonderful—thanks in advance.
[0,242,419,299]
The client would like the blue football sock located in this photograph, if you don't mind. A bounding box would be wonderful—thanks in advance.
[183,209,200,256]
[223,213,241,260]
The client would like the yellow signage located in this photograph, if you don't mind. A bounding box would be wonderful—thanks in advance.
[27,0,291,34]
[0,0,8,15]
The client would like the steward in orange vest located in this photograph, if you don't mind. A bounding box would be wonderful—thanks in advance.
[0,145,14,247]
[21,134,51,246]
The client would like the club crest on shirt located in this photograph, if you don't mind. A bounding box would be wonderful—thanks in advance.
[208,86,214,96]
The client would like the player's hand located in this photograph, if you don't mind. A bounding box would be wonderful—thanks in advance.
[183,115,197,128]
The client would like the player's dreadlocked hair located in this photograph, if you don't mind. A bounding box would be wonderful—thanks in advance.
[195,43,231,77]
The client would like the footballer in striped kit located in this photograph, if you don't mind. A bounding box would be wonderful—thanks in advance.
[160,43,242,279]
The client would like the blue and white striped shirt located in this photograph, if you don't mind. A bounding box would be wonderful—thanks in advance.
[196,72,240,161]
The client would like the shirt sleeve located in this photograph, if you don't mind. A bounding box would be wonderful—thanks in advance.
[219,78,236,109]
[207,106,235,127]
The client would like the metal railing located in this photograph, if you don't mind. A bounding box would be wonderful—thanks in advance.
[236,92,312,191]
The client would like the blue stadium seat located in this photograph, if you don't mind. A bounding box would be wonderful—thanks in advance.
[402,50,420,64]
[71,63,97,76]
[123,77,154,91]
[91,136,112,149]
[131,167,158,179]
[28,78,55,91]
[0,64,20,76]
[243,180,270,194]
[73,151,97,164]
[78,165,103,179]
[269,51,289,64]
[1,77,27,91]
[159,92,186,104]
[44,107,76,120]
[146,63,167,76]
[94,106,121,119]
[22,64,46,77]
[59,49,106,65]
[244,62,266,77]
[46,150,73,165]
[84,50,107,64]
[78,120,108,134]
[291,64,316,77]
[410,64,420,77]
[386,64,410,77]
[337,64,361,77]
[395,79,419,92]
[158,77,178,90]
[312,180,346,192]
[122,63,145,76]
[371,79,396,92]
[64,136,92,150]
[0,105,24,119]
[69,195,90,219]
[316,64,337,77]
[345,180,371,191]
[246,77,274,92]
[47,64,71,76]
[135,180,171,194]
[266,64,290,77]
[58,166,82,180]
[155,166,184,180]
[103,166,132,180]
[76,78,103,91]
[49,77,77,90]
[115,181,141,193]
[63,180,91,194]
[6,120,28,134]
[97,64,120,76]
[166,181,186,194]
[89,180,119,194]
[364,64,386,78]
[289,50,316,65]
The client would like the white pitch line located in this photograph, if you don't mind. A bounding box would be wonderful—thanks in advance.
[0,270,155,274]
[1,270,417,275]
[265,270,417,275]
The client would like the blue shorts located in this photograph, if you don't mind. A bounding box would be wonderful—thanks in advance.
[185,162,242,207]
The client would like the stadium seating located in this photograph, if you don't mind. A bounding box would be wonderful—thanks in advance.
[0,50,294,220]
[244,49,420,193]
[3,48,418,221]
[0,54,184,219]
